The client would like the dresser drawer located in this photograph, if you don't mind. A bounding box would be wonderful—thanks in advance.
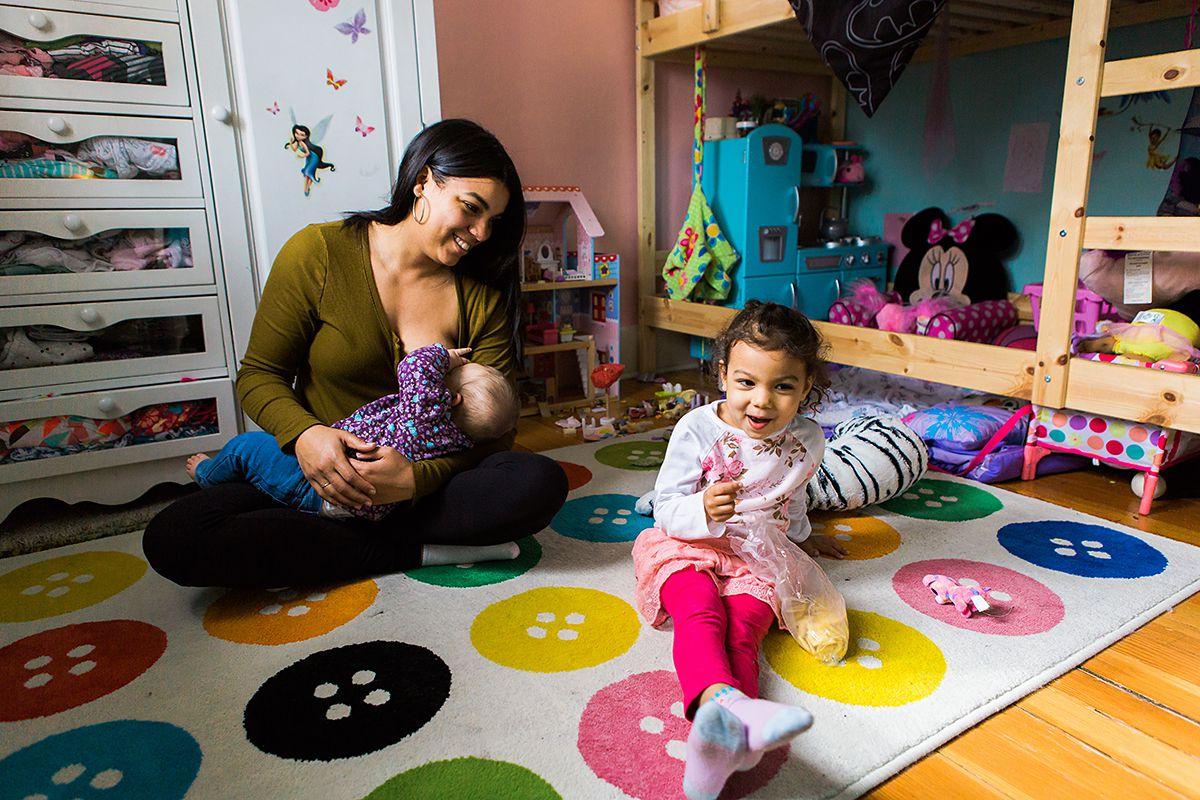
[0,208,214,297]
[0,295,225,391]
[0,376,236,484]
[0,111,201,199]
[0,5,187,106]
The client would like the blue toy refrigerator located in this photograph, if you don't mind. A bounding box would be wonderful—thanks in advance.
[690,124,888,359]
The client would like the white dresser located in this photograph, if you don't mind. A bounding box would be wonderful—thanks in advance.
[0,0,256,522]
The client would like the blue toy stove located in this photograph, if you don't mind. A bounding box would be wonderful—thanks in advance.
[690,124,888,359]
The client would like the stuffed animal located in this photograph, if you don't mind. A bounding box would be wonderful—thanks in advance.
[923,574,992,617]
[893,207,1018,306]
[1078,307,1200,363]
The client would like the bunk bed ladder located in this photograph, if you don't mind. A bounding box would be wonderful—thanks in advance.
[1034,0,1200,408]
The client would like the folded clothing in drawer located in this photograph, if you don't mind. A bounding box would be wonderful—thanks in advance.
[0,131,179,180]
[0,228,192,276]
[1,398,217,464]
[1,316,199,370]
[1,31,165,84]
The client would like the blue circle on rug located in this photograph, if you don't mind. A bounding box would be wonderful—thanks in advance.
[0,720,200,799]
[244,641,451,761]
[997,521,1167,579]
[550,494,651,542]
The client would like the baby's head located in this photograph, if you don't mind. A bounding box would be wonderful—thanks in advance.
[712,301,830,439]
[447,362,520,442]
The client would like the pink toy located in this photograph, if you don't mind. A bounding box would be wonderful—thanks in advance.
[836,154,865,184]
[1024,281,1119,335]
[847,278,889,317]
[877,296,960,334]
[923,574,992,617]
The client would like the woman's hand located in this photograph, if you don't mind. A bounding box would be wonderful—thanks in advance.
[350,445,416,505]
[294,425,378,508]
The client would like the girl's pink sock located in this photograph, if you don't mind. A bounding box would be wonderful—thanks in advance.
[682,700,748,800]
[714,687,813,752]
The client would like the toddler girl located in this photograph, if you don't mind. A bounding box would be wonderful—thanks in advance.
[186,343,520,565]
[632,301,845,800]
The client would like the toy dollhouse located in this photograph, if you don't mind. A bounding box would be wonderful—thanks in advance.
[519,186,622,416]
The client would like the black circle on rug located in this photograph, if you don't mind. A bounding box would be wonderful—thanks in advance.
[243,641,451,761]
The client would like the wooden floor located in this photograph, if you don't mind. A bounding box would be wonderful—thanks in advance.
[516,370,1200,800]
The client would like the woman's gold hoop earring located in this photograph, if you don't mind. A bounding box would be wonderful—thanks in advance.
[413,195,430,225]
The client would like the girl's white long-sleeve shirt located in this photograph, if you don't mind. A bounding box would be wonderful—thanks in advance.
[652,401,825,544]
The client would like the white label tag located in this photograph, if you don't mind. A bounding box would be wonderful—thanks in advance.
[1132,310,1165,326]
[1124,251,1153,305]
[970,595,990,612]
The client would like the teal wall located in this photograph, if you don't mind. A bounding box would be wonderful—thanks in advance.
[845,17,1191,291]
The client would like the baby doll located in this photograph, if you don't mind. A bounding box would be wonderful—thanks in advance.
[1076,307,1200,364]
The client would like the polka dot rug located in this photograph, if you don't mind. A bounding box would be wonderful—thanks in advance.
[2,432,1199,799]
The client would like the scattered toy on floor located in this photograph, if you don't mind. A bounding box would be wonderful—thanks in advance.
[923,574,992,617]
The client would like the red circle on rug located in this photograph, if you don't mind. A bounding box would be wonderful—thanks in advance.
[577,670,786,800]
[892,559,1064,636]
[0,620,167,721]
[556,461,593,491]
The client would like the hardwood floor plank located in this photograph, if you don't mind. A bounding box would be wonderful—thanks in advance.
[1085,647,1200,722]
[1050,670,1200,759]
[865,752,1014,800]
[1020,680,1200,795]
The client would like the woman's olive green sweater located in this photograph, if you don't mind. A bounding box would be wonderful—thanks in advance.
[236,221,516,501]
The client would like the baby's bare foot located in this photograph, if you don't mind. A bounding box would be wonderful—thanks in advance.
[185,453,210,482]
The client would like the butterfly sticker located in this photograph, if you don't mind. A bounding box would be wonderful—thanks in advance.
[307,0,339,11]
[355,115,375,137]
[266,101,280,115]
[336,9,371,43]
[326,68,347,90]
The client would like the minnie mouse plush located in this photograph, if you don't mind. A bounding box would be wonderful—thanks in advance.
[893,207,1018,306]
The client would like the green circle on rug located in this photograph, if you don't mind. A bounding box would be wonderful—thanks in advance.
[594,441,666,470]
[764,609,946,706]
[878,479,1002,521]
[363,757,561,799]
[404,537,541,588]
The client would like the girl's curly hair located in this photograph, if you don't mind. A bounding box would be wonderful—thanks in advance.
[712,300,831,409]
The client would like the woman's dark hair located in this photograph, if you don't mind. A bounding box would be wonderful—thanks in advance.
[713,301,831,408]
[345,119,526,355]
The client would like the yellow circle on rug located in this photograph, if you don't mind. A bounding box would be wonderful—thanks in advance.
[204,580,379,645]
[0,552,146,623]
[471,587,639,673]
[809,512,901,560]
[764,609,946,706]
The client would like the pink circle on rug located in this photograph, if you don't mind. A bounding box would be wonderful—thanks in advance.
[892,559,1064,636]
[577,670,786,800]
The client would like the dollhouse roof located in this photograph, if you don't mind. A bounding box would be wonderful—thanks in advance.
[523,185,604,238]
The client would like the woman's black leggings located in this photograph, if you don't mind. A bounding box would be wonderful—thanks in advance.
[142,451,568,588]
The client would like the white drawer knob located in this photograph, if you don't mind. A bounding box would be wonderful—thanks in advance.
[62,214,84,233]
[78,307,99,324]
[46,116,68,135]
[210,105,232,124]
[27,11,50,31]
[97,397,116,413]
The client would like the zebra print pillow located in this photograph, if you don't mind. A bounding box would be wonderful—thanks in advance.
[806,415,928,512]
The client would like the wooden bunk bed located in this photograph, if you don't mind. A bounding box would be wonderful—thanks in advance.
[635,0,1200,435]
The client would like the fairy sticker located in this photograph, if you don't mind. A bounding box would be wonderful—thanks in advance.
[1131,117,1179,171]
[285,109,336,197]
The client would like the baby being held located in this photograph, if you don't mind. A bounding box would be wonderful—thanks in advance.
[187,344,518,521]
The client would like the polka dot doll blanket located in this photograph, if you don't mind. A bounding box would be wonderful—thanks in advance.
[2,432,1199,800]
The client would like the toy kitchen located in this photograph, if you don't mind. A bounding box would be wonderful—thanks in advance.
[693,123,888,350]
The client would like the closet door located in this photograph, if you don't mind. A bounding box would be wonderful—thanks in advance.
[214,0,439,288]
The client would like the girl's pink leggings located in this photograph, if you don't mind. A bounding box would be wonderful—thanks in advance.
[659,567,776,718]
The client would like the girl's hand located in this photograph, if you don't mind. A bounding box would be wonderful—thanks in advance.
[447,347,472,371]
[294,425,378,508]
[703,481,740,523]
[800,534,847,559]
[349,446,415,505]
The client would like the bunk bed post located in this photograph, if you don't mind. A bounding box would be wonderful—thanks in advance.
[1032,0,1111,409]
[637,0,658,373]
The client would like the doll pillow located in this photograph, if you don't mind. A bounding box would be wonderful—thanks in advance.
[903,403,1022,450]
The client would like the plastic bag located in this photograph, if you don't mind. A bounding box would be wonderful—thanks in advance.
[728,510,849,664]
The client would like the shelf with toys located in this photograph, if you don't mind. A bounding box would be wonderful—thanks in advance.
[518,186,623,418]
[635,0,1200,435]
